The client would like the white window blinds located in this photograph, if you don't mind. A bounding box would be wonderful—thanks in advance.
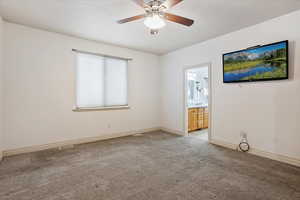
[75,52,128,108]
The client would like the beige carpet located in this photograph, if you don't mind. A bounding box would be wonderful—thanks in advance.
[0,131,299,200]
[189,129,208,141]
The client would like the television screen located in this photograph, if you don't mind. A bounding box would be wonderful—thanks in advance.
[223,40,288,83]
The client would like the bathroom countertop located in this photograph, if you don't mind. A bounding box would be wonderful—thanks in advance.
[188,105,208,109]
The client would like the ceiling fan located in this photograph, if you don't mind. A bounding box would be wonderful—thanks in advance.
[117,0,194,35]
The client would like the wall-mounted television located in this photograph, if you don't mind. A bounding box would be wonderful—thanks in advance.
[223,40,288,83]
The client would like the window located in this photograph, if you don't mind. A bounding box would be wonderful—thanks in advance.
[75,52,128,110]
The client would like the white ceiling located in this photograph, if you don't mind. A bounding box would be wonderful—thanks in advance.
[1,0,300,55]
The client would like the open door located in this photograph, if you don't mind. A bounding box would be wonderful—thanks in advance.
[184,64,212,141]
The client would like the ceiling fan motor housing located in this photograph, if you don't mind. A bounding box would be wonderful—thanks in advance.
[145,0,166,18]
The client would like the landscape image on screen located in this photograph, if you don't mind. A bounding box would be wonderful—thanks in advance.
[223,41,288,82]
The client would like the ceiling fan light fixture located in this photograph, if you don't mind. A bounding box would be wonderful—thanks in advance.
[143,14,166,30]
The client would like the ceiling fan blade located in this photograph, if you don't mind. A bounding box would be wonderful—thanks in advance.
[117,14,146,24]
[164,13,194,26]
[132,0,148,8]
[162,0,183,9]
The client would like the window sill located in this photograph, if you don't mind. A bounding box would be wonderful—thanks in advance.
[72,106,130,112]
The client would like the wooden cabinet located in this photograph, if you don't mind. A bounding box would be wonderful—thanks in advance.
[188,107,208,132]
[197,108,204,129]
[188,108,198,132]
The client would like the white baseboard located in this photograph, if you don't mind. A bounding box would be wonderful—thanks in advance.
[210,139,237,150]
[160,127,186,136]
[210,139,300,167]
[3,127,161,157]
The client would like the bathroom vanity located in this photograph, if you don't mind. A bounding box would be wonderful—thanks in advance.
[188,106,208,132]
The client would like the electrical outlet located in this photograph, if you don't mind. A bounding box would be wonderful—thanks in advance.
[240,131,247,139]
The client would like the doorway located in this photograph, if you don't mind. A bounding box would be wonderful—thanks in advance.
[184,64,212,141]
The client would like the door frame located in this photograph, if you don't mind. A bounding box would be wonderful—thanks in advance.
[183,63,212,142]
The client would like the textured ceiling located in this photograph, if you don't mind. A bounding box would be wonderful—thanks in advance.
[1,0,300,54]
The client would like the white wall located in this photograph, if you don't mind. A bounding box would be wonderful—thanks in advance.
[3,22,161,150]
[0,16,3,160]
[161,10,300,160]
